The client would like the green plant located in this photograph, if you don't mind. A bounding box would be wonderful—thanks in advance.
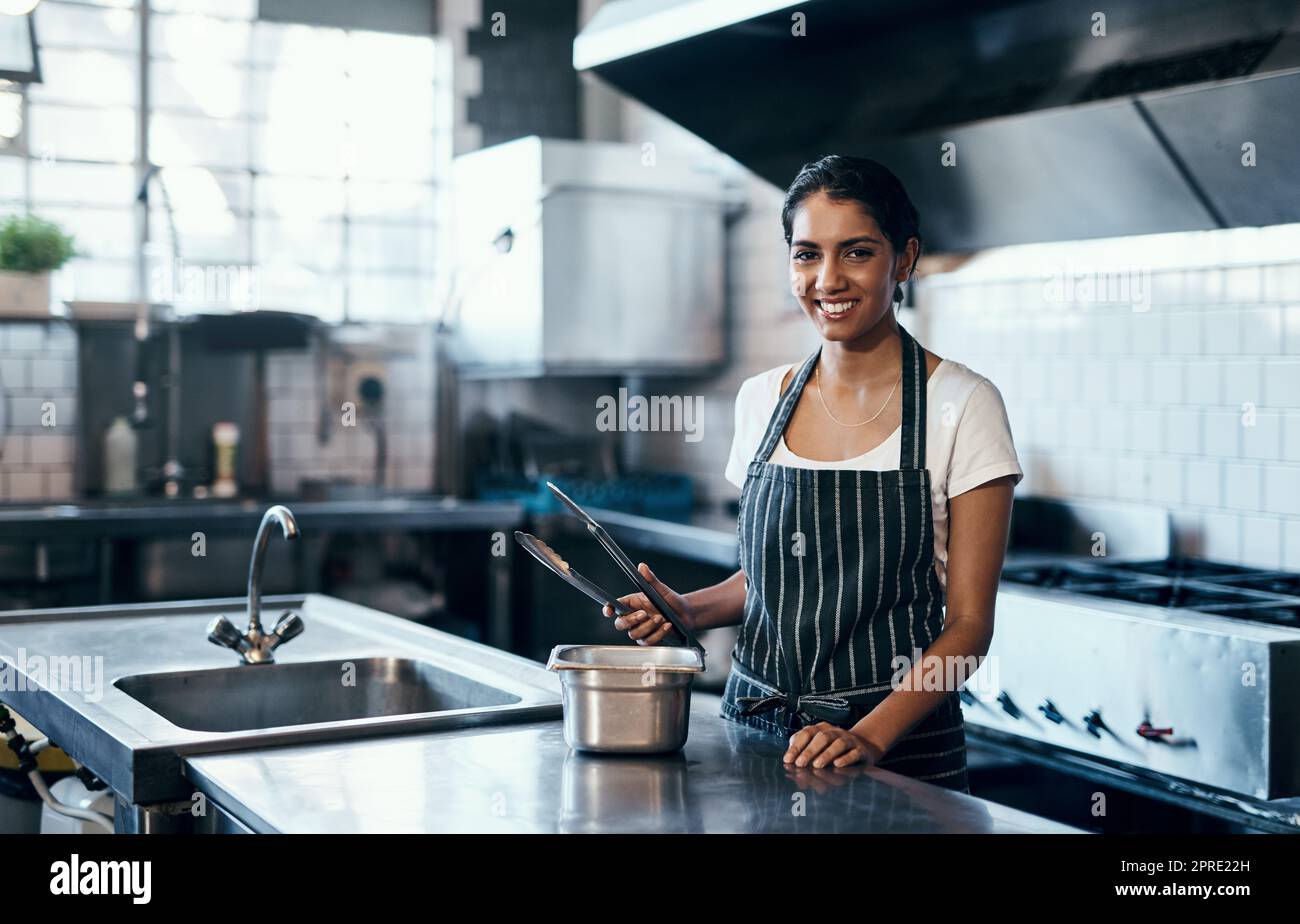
[0,214,77,273]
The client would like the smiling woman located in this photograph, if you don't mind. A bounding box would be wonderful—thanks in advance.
[603,156,1023,794]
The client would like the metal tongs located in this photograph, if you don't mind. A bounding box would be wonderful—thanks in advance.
[516,482,704,651]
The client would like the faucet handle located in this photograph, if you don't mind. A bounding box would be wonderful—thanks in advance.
[270,611,304,649]
[207,615,248,653]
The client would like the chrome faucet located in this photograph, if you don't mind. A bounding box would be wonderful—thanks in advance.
[207,505,305,664]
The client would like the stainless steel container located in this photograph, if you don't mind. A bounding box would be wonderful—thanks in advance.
[546,644,705,753]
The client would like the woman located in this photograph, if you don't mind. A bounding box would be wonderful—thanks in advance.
[604,155,1021,793]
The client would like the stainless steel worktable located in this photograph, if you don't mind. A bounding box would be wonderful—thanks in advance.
[183,693,1084,834]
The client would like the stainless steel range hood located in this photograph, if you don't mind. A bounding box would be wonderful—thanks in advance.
[575,0,1300,252]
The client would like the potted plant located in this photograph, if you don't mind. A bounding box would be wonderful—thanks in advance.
[0,214,76,318]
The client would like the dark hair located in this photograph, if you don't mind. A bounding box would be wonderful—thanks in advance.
[781,155,922,302]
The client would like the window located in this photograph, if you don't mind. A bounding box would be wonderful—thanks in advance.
[0,0,448,322]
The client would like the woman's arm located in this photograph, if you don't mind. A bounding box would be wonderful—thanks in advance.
[786,474,1016,768]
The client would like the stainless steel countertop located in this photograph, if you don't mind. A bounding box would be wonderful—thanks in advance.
[183,692,1085,834]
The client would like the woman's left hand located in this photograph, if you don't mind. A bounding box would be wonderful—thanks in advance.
[784,722,884,769]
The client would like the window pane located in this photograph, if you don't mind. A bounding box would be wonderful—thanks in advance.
[151,0,255,19]
[150,113,250,169]
[349,221,435,273]
[347,272,435,322]
[38,205,135,260]
[30,160,136,206]
[346,179,438,224]
[150,59,250,119]
[256,217,342,272]
[27,49,137,107]
[0,155,24,204]
[55,258,136,303]
[149,13,251,63]
[36,1,137,52]
[28,104,135,163]
[259,261,344,321]
[256,175,344,219]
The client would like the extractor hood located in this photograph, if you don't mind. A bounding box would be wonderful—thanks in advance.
[575,0,1300,252]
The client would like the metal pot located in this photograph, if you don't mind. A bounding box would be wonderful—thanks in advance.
[546,644,705,753]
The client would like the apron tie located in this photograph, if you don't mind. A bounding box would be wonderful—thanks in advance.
[736,691,862,726]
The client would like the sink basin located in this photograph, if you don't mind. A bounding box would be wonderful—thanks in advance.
[0,593,562,805]
[115,657,522,733]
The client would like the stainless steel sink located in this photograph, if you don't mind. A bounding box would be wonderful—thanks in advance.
[115,657,523,734]
[0,594,562,806]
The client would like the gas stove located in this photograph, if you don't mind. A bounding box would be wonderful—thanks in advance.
[1000,557,1300,629]
[963,501,1300,806]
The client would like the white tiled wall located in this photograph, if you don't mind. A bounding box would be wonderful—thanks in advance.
[921,226,1300,571]
[264,324,436,495]
[0,321,78,501]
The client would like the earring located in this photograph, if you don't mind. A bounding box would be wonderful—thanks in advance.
[893,282,904,304]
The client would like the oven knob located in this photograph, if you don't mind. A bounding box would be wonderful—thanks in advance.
[1136,722,1174,740]
[1037,699,1065,724]
[1083,710,1107,738]
[997,691,1021,719]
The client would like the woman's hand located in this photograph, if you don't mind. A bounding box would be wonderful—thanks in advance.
[784,722,884,769]
[601,563,694,646]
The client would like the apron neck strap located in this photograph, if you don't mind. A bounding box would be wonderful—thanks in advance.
[753,322,927,470]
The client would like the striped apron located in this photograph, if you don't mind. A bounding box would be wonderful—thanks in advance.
[720,323,970,793]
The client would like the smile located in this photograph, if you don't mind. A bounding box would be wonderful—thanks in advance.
[815,298,857,319]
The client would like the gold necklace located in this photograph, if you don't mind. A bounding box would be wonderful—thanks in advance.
[815,362,901,428]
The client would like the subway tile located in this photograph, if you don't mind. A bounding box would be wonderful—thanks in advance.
[1223,265,1263,302]
[1263,465,1300,516]
[1201,311,1239,354]
[1240,411,1282,460]
[1264,360,1300,407]
[1,435,27,465]
[1079,453,1113,498]
[1262,263,1300,302]
[1284,413,1300,462]
[0,357,28,389]
[1221,360,1263,407]
[1238,306,1283,355]
[1064,406,1096,449]
[1164,408,1200,454]
[1094,407,1129,450]
[1111,361,1146,403]
[4,323,45,352]
[1146,456,1184,505]
[5,471,43,501]
[1283,517,1300,570]
[1112,454,1148,501]
[1284,304,1300,356]
[28,358,74,390]
[1185,460,1222,506]
[44,468,75,500]
[1129,408,1163,453]
[28,434,74,465]
[1223,462,1262,511]
[1200,510,1241,560]
[1183,360,1223,409]
[1238,515,1283,569]
[1202,410,1239,457]
[1148,361,1184,404]
[1131,310,1163,354]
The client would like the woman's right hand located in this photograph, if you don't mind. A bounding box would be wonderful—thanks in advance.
[602,562,694,646]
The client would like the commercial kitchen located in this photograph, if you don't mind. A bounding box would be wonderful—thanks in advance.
[1,0,1300,845]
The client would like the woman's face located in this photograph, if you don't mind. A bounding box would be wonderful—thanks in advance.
[788,190,916,343]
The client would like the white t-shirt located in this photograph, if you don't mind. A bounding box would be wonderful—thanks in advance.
[725,358,1024,591]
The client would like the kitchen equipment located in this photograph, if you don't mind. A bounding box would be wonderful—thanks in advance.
[103,417,138,495]
[547,644,705,753]
[966,498,1300,801]
[514,531,635,618]
[546,481,704,651]
[575,0,1300,249]
[449,136,735,376]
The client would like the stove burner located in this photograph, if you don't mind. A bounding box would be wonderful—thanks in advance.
[1105,556,1259,579]
[1000,563,1122,589]
[1201,602,1300,628]
[1076,581,1269,609]
[1202,571,1300,596]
